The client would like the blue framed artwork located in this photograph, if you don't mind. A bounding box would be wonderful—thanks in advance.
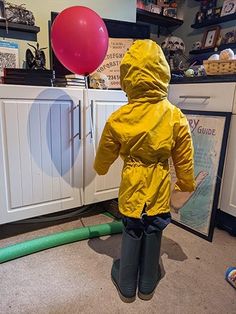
[170,110,231,241]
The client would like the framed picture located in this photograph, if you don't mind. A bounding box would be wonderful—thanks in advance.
[195,11,205,24]
[221,30,236,44]
[214,7,222,18]
[170,111,231,241]
[221,0,236,16]
[0,40,19,77]
[0,0,6,20]
[206,7,215,20]
[162,7,177,18]
[201,26,221,49]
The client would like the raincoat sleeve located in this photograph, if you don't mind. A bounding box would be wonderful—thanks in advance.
[171,113,196,192]
[94,121,121,175]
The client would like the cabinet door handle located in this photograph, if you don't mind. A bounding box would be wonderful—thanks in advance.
[90,100,94,139]
[179,95,211,100]
[72,100,81,140]
[90,100,96,155]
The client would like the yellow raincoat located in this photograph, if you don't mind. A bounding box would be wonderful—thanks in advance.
[94,40,195,218]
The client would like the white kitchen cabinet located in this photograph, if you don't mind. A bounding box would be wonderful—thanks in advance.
[1,83,235,227]
[0,86,83,224]
[83,89,127,205]
[220,115,236,217]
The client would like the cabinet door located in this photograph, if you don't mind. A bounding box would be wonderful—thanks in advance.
[220,115,236,217]
[84,89,127,205]
[0,87,83,223]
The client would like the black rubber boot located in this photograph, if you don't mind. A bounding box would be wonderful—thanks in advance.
[111,229,142,303]
[138,231,162,301]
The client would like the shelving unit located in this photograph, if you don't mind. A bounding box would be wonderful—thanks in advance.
[136,8,183,27]
[191,13,236,29]
[0,20,40,41]
[189,43,236,55]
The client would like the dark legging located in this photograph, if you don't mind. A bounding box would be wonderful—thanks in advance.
[123,212,171,238]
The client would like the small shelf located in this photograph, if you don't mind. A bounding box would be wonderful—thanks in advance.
[0,20,40,41]
[191,13,236,29]
[0,21,40,33]
[136,8,183,27]
[189,43,236,55]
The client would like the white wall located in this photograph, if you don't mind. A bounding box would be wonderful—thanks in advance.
[1,0,136,67]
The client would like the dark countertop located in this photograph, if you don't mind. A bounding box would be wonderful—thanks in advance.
[170,75,236,84]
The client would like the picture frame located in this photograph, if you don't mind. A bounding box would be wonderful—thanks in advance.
[0,40,19,77]
[201,26,221,49]
[171,111,231,242]
[214,7,222,18]
[195,11,205,24]
[162,7,177,18]
[206,7,215,20]
[221,0,236,17]
[221,30,236,44]
[0,0,6,20]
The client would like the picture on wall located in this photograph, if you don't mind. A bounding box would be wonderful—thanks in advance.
[221,0,236,16]
[201,26,221,49]
[170,111,231,241]
[0,0,5,20]
[0,41,19,77]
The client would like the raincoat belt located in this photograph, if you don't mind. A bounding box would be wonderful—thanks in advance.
[124,157,168,168]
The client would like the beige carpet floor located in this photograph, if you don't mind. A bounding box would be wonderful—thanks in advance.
[0,208,235,314]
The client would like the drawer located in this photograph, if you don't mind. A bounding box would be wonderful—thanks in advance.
[168,83,236,112]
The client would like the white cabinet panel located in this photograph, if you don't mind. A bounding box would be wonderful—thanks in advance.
[0,87,83,223]
[220,115,236,217]
[168,83,235,112]
[84,89,127,205]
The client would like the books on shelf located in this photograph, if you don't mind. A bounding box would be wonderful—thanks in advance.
[2,67,86,88]
[65,73,85,80]
[53,75,86,88]
[0,41,19,77]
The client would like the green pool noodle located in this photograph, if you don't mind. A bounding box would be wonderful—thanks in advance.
[0,221,123,263]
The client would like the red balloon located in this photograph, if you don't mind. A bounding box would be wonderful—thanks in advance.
[51,6,109,75]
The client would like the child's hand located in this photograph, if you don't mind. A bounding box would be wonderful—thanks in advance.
[195,171,208,188]
[170,171,208,212]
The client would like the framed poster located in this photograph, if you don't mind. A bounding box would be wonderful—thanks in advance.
[0,0,5,20]
[0,41,19,77]
[170,111,231,241]
[90,38,134,89]
[201,26,221,49]
[221,0,236,16]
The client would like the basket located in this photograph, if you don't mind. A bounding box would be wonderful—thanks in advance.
[203,59,236,75]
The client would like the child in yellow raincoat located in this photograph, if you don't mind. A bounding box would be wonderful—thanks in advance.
[94,40,195,302]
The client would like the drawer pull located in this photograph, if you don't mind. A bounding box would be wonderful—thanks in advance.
[179,95,210,100]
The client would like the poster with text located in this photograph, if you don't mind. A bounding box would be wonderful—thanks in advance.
[93,38,134,89]
[170,112,230,240]
[0,41,19,77]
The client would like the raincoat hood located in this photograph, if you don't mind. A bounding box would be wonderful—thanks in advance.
[120,39,171,103]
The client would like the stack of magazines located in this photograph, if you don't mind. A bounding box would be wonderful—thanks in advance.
[53,74,87,88]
